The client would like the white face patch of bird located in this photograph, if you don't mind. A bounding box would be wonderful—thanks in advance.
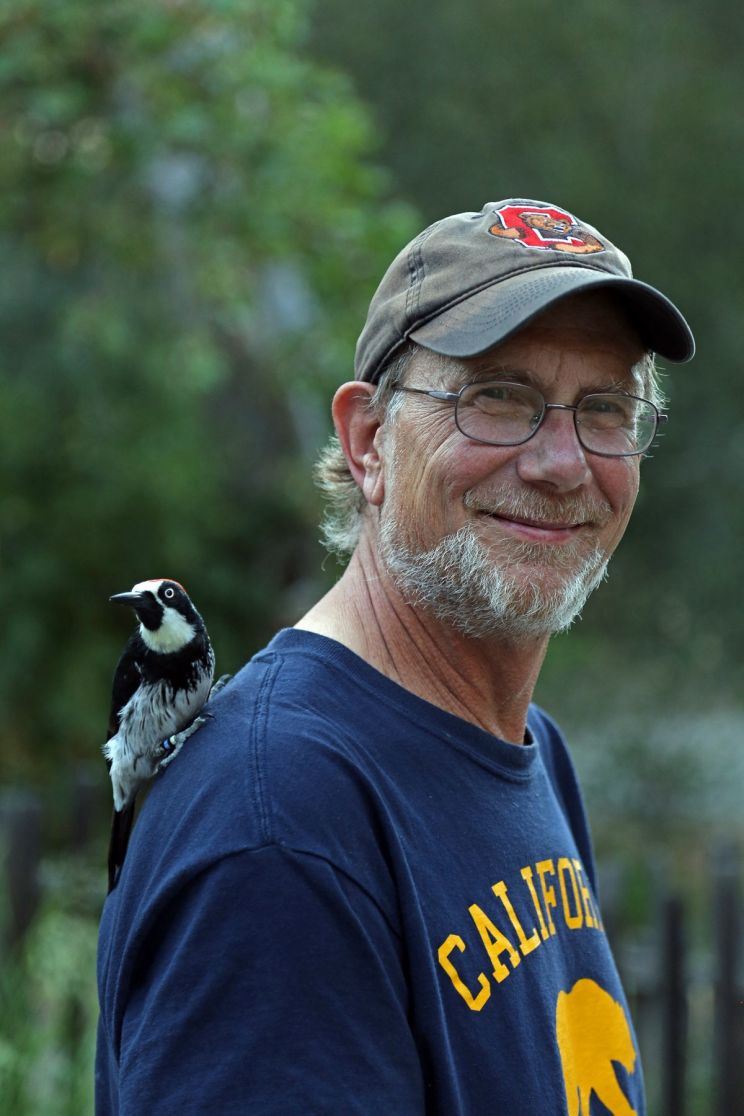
[110,578,198,653]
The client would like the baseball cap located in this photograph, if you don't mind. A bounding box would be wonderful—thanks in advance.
[354,199,694,382]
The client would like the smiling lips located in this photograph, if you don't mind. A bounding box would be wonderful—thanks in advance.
[467,483,612,545]
[478,510,587,543]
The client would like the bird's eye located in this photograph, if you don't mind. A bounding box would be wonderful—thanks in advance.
[164,587,175,600]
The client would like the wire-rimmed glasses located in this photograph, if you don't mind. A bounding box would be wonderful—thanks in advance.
[393,380,666,458]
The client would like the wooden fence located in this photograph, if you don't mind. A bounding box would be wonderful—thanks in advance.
[653,860,744,1116]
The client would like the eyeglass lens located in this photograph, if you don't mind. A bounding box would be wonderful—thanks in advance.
[455,382,658,456]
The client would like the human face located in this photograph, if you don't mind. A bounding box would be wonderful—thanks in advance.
[376,292,646,639]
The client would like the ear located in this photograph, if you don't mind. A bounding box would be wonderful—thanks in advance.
[332,381,387,507]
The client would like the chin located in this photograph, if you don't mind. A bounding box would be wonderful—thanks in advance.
[380,516,611,642]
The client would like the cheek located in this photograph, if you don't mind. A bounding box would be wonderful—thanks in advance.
[386,425,457,501]
[599,459,640,541]
[383,451,464,542]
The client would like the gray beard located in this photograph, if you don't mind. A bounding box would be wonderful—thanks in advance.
[378,504,611,642]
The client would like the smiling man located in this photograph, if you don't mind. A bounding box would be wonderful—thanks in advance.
[373,296,643,644]
[96,200,694,1115]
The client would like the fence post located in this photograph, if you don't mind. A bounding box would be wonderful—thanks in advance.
[661,894,686,1116]
[0,788,43,951]
[714,843,744,1116]
[69,764,106,850]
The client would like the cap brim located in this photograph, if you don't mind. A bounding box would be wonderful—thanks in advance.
[408,267,695,363]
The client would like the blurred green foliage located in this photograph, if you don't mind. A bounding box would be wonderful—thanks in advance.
[0,0,416,779]
[0,856,99,1116]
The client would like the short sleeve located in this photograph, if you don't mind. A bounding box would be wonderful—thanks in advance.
[97,845,426,1115]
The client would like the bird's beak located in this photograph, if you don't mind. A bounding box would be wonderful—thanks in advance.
[110,592,147,608]
[110,589,163,629]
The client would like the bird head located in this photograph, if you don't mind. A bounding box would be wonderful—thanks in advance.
[110,579,204,653]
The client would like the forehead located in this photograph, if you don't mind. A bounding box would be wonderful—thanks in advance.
[415,291,645,388]
[132,578,185,594]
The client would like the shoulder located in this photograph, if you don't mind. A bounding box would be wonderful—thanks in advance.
[116,630,398,902]
[527,703,597,888]
[527,703,579,786]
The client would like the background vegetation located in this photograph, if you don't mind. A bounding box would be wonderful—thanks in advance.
[1,0,742,1111]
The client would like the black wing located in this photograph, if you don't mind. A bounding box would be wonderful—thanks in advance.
[106,633,143,892]
[107,634,144,740]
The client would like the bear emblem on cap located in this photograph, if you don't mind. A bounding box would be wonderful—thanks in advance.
[489,203,605,255]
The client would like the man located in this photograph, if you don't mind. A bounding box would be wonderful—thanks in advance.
[96,199,694,1114]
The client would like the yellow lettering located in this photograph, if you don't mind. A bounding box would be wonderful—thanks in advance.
[437,934,491,1011]
[468,903,521,983]
[536,859,558,936]
[492,880,541,956]
[557,857,583,929]
[521,865,550,941]
[572,859,601,930]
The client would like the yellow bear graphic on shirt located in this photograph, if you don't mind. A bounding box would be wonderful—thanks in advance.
[556,978,638,1116]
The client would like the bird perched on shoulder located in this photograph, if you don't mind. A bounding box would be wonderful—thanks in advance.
[104,578,215,892]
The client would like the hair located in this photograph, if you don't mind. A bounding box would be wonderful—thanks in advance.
[315,343,663,561]
[315,344,414,560]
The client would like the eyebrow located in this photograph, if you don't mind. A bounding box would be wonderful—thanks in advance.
[451,362,642,397]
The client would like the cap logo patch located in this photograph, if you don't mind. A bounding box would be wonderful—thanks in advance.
[488,204,605,255]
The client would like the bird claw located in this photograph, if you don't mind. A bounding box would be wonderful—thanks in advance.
[155,674,232,772]
[156,716,205,770]
[209,673,232,697]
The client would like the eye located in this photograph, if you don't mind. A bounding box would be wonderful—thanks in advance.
[473,383,521,406]
[581,395,633,419]
[163,587,176,600]
[470,382,538,413]
[478,385,511,401]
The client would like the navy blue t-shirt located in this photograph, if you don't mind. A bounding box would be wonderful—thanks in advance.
[96,628,645,1114]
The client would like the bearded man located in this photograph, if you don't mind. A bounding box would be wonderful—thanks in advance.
[96,199,694,1115]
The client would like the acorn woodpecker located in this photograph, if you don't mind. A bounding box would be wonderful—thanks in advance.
[104,578,215,892]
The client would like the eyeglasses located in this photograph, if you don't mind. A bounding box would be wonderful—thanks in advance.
[393,380,667,457]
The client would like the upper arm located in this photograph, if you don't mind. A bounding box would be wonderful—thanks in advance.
[100,846,425,1115]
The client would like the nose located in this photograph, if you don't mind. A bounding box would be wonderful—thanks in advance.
[515,406,592,492]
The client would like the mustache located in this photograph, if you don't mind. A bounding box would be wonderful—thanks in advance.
[463,486,612,527]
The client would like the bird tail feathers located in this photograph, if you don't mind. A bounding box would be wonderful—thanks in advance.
[107,803,136,893]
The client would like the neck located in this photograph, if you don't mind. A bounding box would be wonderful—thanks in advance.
[296,536,550,744]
